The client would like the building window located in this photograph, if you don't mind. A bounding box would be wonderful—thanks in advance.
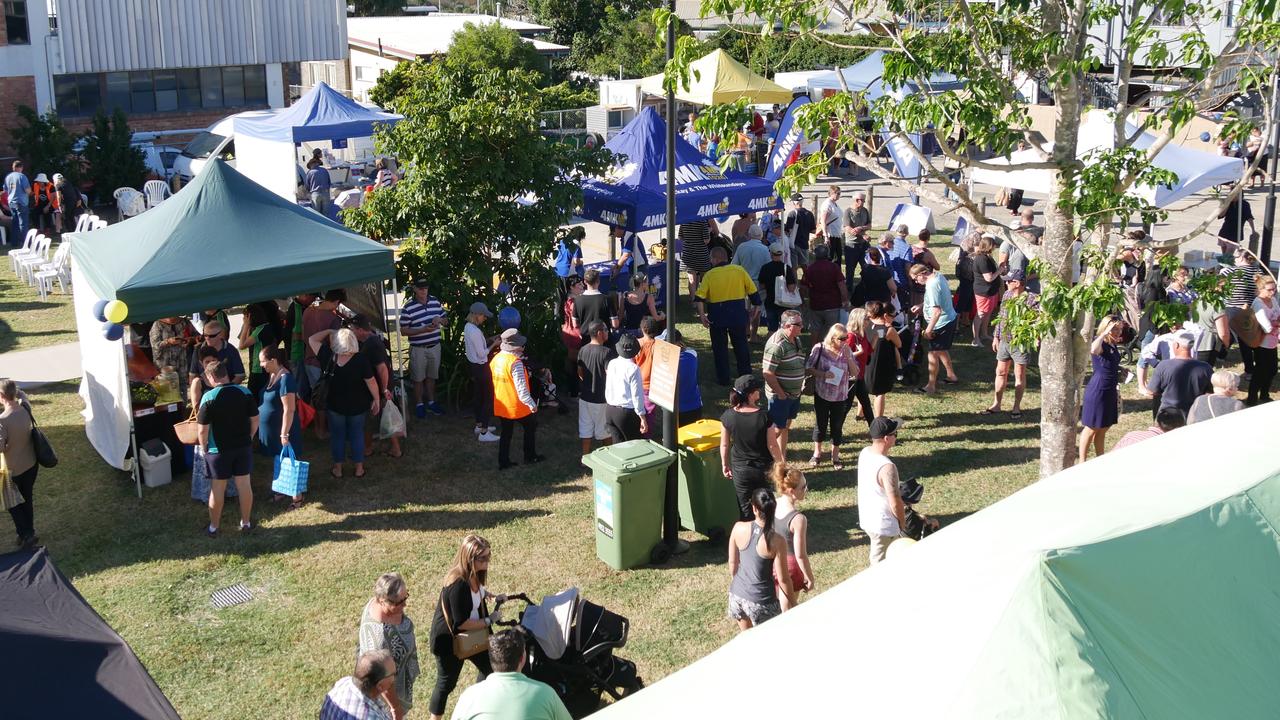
[354,66,373,81]
[53,65,270,117]
[4,0,28,45]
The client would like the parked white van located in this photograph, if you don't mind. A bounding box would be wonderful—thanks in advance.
[172,109,278,181]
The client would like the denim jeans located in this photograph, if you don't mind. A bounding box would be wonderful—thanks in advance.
[10,205,29,246]
[327,411,366,463]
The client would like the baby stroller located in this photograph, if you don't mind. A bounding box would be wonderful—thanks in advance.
[497,588,644,717]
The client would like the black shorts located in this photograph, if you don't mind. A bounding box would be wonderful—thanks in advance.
[205,446,252,480]
[928,321,957,351]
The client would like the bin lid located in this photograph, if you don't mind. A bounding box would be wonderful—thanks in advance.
[582,439,674,474]
[678,419,723,452]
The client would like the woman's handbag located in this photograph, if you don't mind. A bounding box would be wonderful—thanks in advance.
[775,276,803,308]
[271,445,309,497]
[174,409,201,445]
[0,455,23,510]
[296,398,317,429]
[311,358,335,412]
[1230,308,1264,349]
[24,405,57,468]
[440,588,490,659]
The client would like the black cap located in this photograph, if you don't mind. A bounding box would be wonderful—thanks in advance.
[412,278,430,289]
[733,374,764,396]
[616,334,640,359]
[869,416,902,439]
[345,314,373,331]
[898,477,925,504]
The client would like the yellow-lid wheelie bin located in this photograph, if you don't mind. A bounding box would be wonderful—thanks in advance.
[581,440,675,570]
[676,419,740,542]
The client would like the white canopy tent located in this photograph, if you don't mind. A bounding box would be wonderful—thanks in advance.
[971,110,1244,207]
[589,402,1280,718]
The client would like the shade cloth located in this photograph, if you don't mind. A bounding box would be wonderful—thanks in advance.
[590,401,1280,718]
[971,109,1245,207]
[70,159,394,324]
[639,49,794,106]
[580,107,781,232]
[0,547,181,719]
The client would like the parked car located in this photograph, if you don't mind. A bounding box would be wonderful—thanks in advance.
[173,109,277,181]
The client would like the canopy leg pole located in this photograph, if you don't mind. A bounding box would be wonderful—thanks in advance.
[389,275,408,435]
[122,341,142,499]
[660,1,688,560]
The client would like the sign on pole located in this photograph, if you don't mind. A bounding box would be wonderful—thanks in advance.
[648,339,680,413]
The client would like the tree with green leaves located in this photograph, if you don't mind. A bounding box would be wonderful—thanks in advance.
[528,0,655,46]
[9,106,79,185]
[445,21,550,82]
[80,108,147,205]
[346,61,612,385]
[666,0,1280,476]
[573,6,691,78]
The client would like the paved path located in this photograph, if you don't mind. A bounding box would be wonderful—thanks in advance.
[0,170,1258,387]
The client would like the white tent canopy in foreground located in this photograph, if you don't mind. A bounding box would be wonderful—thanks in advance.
[970,110,1243,207]
[590,402,1280,719]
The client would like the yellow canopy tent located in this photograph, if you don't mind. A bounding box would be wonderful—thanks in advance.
[639,49,795,105]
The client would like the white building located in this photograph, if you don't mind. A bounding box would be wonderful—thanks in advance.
[303,14,569,103]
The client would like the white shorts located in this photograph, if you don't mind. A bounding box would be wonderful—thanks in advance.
[578,400,610,440]
[409,343,441,382]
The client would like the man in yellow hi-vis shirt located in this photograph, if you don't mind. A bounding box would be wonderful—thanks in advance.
[695,246,762,385]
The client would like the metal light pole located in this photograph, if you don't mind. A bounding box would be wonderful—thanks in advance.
[1261,70,1279,267]
[661,0,687,558]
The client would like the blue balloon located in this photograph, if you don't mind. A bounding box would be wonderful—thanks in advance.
[497,281,512,296]
[102,321,124,341]
[1200,131,1212,143]
[498,306,521,330]
[93,299,110,323]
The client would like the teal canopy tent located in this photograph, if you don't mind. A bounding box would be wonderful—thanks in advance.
[71,159,394,323]
[69,159,395,488]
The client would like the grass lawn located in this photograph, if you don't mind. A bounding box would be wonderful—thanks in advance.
[0,246,77,352]
[14,242,1191,718]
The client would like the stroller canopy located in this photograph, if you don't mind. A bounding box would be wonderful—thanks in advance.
[522,587,579,660]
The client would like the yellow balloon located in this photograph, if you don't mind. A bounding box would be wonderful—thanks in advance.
[104,299,129,324]
[885,536,918,560]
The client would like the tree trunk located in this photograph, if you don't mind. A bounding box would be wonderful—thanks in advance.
[1038,0,1089,478]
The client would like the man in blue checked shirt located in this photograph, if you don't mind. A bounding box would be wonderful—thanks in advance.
[400,279,446,418]
[320,650,396,720]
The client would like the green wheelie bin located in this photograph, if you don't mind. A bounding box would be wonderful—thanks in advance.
[676,419,741,542]
[581,440,675,571]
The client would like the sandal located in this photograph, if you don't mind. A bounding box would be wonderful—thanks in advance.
[978,407,999,415]
[286,500,306,511]
[330,466,343,479]
[806,455,821,469]
[1009,410,1023,419]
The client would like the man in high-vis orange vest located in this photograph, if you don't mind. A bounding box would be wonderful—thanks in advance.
[490,328,543,470]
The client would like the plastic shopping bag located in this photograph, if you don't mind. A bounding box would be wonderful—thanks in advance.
[378,401,406,439]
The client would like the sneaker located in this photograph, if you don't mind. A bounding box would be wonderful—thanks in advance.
[415,403,427,419]
[427,401,445,416]
[205,526,219,538]
[477,431,500,443]
[239,522,253,533]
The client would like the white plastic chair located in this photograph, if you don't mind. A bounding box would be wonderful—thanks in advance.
[34,241,72,298]
[114,188,145,220]
[8,228,39,272]
[73,213,93,233]
[92,219,108,230]
[143,179,171,209]
[18,234,52,285]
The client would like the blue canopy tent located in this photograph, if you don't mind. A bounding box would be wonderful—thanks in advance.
[231,82,403,201]
[807,51,965,98]
[580,107,782,233]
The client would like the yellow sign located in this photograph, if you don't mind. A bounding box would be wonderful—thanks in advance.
[648,339,680,413]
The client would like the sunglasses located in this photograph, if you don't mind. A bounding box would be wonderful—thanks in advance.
[202,333,219,338]
[386,593,409,607]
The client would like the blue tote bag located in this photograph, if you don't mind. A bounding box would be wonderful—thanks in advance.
[272,445,309,497]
